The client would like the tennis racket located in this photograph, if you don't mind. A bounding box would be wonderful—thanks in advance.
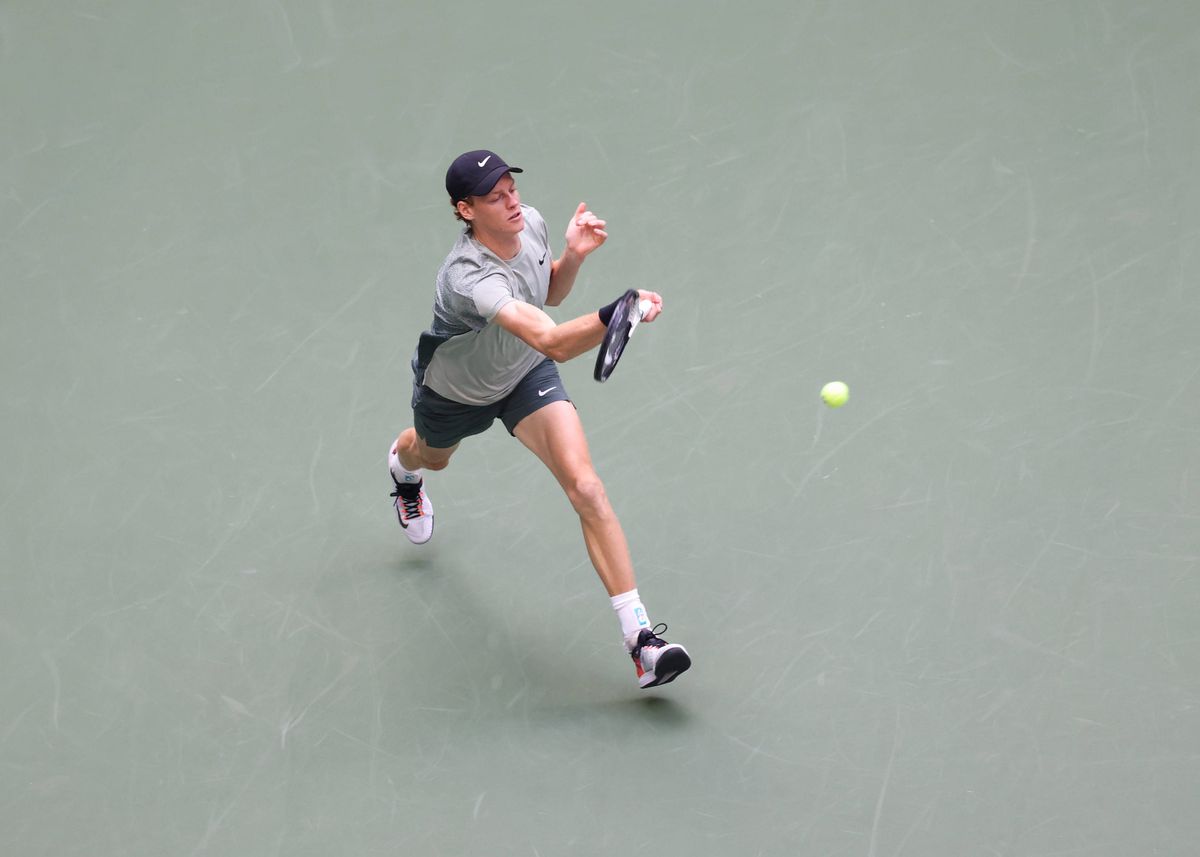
[594,289,653,382]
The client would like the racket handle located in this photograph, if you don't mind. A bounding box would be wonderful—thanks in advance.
[628,299,652,340]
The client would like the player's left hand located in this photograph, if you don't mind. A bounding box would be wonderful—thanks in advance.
[565,202,607,258]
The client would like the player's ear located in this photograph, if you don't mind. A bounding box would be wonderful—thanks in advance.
[455,199,474,222]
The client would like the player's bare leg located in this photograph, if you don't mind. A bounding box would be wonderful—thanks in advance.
[514,401,690,687]
[513,401,633,596]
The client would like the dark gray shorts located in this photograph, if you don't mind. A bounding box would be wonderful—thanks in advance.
[412,358,572,449]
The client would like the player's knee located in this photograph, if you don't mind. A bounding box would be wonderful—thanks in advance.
[566,474,611,519]
[406,433,454,471]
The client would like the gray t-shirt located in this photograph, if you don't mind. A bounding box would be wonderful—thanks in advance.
[414,205,552,405]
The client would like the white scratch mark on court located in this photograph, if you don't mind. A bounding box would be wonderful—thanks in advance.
[309,433,323,515]
[221,695,254,719]
[328,726,406,762]
[2,701,37,746]
[893,795,939,857]
[58,591,173,648]
[587,130,614,173]
[41,652,62,731]
[724,732,792,766]
[93,234,184,285]
[189,747,273,856]
[764,179,796,244]
[268,0,302,71]
[12,196,54,234]
[59,123,105,148]
[1013,176,1037,292]
[1003,520,1059,608]
[1043,415,1138,452]
[1071,230,1195,296]
[765,628,839,700]
[957,179,1018,233]
[278,714,302,749]
[928,218,981,276]
[852,609,885,640]
[280,655,360,748]
[990,625,1087,669]
[473,792,486,820]
[412,587,466,660]
[983,34,1037,72]
[936,134,985,174]
[254,276,375,393]
[1125,39,1153,167]
[835,113,848,183]
[194,488,266,575]
[1084,263,1102,386]
[788,398,913,498]
[1165,361,1200,410]
[867,707,900,857]
[809,401,825,449]
[282,603,361,647]
[317,0,341,38]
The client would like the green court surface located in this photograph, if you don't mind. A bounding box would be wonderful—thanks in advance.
[2,2,1198,855]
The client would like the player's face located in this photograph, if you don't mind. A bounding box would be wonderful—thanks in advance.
[460,174,523,235]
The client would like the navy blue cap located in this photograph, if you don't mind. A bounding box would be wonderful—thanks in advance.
[445,150,523,203]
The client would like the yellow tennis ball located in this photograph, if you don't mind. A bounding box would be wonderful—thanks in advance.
[821,381,849,408]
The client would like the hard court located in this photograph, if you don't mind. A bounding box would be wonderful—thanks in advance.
[2,2,1198,855]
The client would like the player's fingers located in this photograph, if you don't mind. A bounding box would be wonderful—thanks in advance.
[637,290,662,320]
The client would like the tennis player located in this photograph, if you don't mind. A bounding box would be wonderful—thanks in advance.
[386,150,691,689]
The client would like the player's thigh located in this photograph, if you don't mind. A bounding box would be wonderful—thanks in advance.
[512,399,596,485]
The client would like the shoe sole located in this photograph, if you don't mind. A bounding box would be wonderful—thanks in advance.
[401,518,434,545]
[640,646,691,688]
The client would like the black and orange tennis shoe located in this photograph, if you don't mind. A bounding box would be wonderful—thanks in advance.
[630,624,691,688]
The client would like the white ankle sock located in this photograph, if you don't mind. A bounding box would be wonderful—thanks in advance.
[388,446,422,484]
[611,589,651,649]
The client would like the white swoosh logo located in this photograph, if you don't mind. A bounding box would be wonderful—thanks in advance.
[477,155,492,168]
[538,387,557,397]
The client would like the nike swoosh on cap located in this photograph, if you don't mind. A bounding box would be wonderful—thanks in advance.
[477,155,492,168]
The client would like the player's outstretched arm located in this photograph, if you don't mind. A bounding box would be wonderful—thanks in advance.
[494,301,606,363]
[494,291,662,364]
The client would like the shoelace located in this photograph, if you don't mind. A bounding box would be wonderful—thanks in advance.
[637,623,671,652]
[390,481,424,520]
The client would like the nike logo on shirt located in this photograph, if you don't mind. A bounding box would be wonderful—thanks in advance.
[538,387,557,397]
[538,253,547,265]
